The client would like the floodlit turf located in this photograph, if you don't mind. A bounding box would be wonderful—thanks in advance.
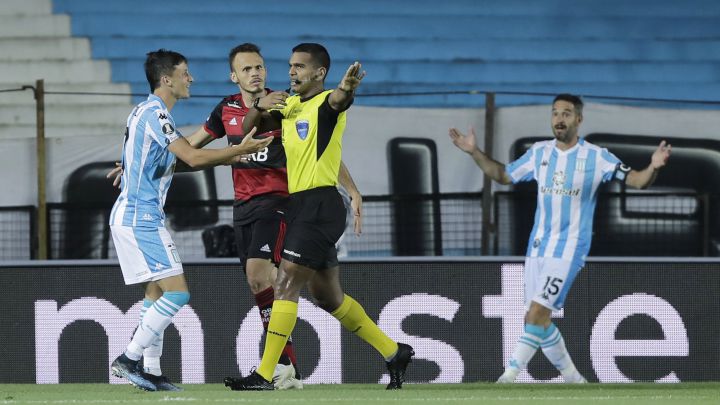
[0,383,719,405]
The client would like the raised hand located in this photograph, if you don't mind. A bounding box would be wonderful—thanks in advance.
[338,62,366,92]
[651,140,672,169]
[449,127,478,154]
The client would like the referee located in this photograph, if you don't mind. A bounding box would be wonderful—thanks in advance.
[225,43,414,391]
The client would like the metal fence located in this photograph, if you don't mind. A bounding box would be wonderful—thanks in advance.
[0,206,35,260]
[0,191,715,260]
[494,191,713,257]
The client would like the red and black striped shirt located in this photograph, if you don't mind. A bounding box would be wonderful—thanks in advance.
[204,90,288,203]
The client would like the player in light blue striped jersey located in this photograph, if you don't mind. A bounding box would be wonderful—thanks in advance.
[449,94,671,383]
[109,49,272,391]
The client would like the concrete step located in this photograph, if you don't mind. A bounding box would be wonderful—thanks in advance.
[112,59,720,85]
[0,103,133,126]
[125,81,720,126]
[93,37,720,62]
[0,15,70,37]
[0,0,52,16]
[0,83,133,105]
[0,60,110,83]
[52,0,720,17]
[0,38,91,61]
[66,14,720,39]
[0,123,127,139]
[171,81,720,100]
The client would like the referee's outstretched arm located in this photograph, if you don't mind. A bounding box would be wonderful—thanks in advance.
[329,61,366,111]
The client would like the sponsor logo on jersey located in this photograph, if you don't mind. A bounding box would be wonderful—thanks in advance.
[229,117,238,126]
[142,213,153,221]
[260,244,271,253]
[540,170,581,196]
[284,249,301,258]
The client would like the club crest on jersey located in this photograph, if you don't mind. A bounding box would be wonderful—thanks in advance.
[296,120,309,140]
[552,171,566,186]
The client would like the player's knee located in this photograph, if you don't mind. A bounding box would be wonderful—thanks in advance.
[525,302,552,325]
[245,270,270,293]
[245,261,274,294]
[246,278,271,294]
[164,291,191,307]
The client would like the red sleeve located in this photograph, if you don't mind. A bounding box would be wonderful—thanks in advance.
[204,101,226,139]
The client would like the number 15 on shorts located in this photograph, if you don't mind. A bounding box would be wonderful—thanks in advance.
[543,276,564,296]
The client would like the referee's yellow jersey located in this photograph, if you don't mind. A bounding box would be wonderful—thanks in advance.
[270,90,348,194]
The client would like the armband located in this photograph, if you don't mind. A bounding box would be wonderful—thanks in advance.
[613,163,632,182]
[252,97,265,112]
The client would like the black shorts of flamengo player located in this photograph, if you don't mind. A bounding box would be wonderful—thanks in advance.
[282,186,345,270]
[232,194,288,272]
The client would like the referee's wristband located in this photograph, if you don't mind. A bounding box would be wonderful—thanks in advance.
[252,97,265,111]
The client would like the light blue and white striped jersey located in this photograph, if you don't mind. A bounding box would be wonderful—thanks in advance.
[506,138,624,263]
[110,94,182,228]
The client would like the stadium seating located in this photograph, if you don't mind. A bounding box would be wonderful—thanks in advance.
[0,0,132,139]
[57,162,218,259]
[48,0,720,125]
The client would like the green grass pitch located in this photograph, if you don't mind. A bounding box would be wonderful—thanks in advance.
[1,383,719,405]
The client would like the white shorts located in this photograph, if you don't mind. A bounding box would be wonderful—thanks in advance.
[524,256,583,311]
[111,225,183,285]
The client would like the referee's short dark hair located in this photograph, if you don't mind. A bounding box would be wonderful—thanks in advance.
[228,43,262,71]
[292,43,331,73]
[145,49,187,92]
[553,93,584,116]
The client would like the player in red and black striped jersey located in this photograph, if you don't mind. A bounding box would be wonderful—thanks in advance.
[184,43,300,388]
[184,43,363,389]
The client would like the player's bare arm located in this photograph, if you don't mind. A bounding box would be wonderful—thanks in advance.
[241,91,287,134]
[626,140,672,189]
[186,126,215,148]
[329,61,365,111]
[172,127,219,172]
[168,127,271,169]
[338,161,362,235]
[449,127,512,185]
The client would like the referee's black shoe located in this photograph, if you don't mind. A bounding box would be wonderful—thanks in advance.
[224,370,275,391]
[386,343,415,389]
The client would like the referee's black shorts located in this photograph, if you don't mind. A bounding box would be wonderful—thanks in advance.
[281,186,344,270]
